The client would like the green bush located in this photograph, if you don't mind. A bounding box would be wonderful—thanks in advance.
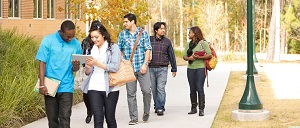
[174,49,184,57]
[0,27,44,127]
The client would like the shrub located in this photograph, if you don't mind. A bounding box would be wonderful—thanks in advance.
[0,27,44,127]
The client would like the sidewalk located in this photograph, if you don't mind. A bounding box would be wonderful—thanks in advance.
[22,63,231,128]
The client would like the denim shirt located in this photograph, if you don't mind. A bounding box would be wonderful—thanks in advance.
[81,43,121,96]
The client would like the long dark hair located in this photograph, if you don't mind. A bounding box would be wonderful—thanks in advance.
[187,26,205,64]
[89,22,112,50]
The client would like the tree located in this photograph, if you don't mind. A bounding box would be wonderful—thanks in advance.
[282,0,300,54]
[266,0,281,61]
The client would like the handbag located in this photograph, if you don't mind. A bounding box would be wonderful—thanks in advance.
[109,29,144,86]
[74,65,88,88]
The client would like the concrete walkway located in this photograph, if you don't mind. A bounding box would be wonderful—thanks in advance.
[23,63,231,128]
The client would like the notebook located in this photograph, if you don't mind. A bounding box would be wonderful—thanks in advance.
[34,77,61,97]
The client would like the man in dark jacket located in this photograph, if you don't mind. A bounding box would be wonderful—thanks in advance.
[149,22,177,116]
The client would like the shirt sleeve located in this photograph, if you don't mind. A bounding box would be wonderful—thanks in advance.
[35,37,49,63]
[143,31,152,50]
[167,42,177,72]
[76,40,82,54]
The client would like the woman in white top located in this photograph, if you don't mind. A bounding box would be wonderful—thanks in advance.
[82,22,121,128]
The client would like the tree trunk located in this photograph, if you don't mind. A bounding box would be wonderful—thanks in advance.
[273,0,281,62]
[263,0,268,53]
[160,0,163,21]
[266,0,276,61]
[225,2,230,52]
[179,0,183,48]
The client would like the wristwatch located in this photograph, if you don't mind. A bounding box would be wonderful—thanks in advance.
[144,62,149,66]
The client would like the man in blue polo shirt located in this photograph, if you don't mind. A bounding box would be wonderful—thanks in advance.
[36,20,82,128]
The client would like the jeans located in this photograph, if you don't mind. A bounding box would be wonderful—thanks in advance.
[187,68,206,95]
[149,67,168,111]
[126,69,152,120]
[83,93,92,115]
[88,90,119,128]
[44,92,73,128]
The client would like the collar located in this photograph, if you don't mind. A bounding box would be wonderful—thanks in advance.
[155,35,164,41]
[55,30,64,43]
[125,27,142,36]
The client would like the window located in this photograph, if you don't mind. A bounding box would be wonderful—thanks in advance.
[65,0,81,19]
[34,0,43,18]
[47,0,55,18]
[74,4,81,19]
[9,0,20,17]
[65,0,71,19]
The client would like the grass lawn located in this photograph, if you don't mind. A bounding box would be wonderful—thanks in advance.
[211,71,300,128]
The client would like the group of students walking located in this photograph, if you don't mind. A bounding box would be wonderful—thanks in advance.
[35,13,212,128]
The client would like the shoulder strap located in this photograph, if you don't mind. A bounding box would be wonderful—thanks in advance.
[130,29,144,62]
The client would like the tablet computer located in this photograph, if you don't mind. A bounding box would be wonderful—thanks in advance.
[72,54,92,63]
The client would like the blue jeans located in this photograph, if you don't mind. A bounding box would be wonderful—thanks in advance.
[88,90,119,128]
[44,92,73,128]
[187,68,206,95]
[149,67,168,111]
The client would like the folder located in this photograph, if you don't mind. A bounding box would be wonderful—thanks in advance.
[34,77,61,97]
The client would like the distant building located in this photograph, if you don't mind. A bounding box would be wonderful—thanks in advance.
[0,0,86,39]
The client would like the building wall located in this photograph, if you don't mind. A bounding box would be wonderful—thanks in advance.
[0,0,86,40]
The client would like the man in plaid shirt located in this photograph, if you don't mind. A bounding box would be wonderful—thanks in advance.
[117,13,152,125]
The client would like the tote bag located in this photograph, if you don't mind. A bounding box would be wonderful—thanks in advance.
[108,30,144,86]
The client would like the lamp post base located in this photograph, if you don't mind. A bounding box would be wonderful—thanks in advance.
[232,110,269,121]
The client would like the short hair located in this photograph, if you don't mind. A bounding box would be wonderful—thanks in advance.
[153,22,166,36]
[60,20,75,32]
[124,13,137,24]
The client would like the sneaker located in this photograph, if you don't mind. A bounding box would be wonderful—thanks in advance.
[157,109,164,116]
[142,113,149,122]
[128,120,138,125]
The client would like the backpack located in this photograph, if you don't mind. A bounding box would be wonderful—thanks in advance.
[200,41,218,87]
[200,41,218,71]
[204,44,218,71]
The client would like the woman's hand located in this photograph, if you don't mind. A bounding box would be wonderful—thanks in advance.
[188,55,196,61]
[86,58,97,66]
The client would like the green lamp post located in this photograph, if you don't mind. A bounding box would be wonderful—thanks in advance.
[246,0,258,74]
[253,0,258,63]
[239,0,263,110]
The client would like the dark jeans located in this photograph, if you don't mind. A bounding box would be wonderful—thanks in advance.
[83,93,92,115]
[45,92,73,128]
[88,90,119,128]
[187,68,206,95]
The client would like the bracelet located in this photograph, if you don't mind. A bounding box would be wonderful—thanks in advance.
[39,86,45,89]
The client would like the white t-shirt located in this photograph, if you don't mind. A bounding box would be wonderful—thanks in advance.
[88,42,108,91]
[88,41,120,92]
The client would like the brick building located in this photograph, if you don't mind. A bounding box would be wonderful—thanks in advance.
[0,0,86,40]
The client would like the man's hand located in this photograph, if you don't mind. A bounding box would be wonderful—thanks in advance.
[39,86,48,96]
[140,64,148,74]
[72,60,80,71]
[172,72,177,77]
